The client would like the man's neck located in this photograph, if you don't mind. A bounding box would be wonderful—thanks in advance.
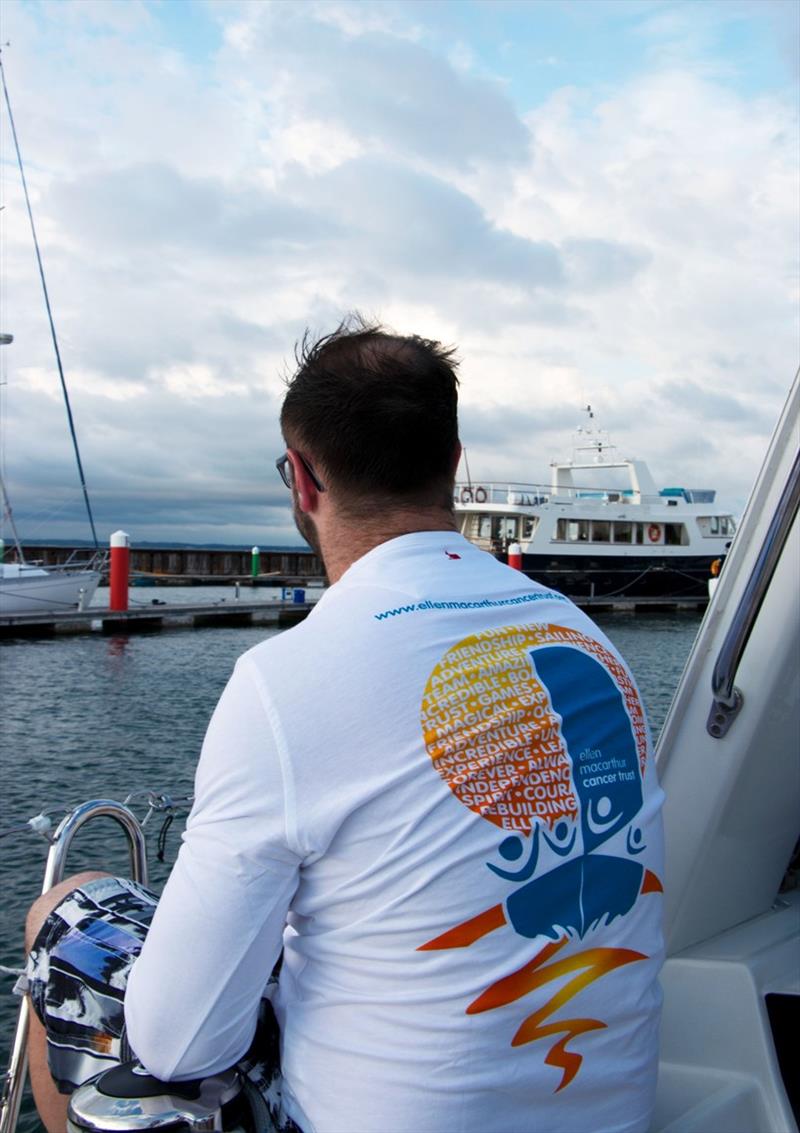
[319,510,459,584]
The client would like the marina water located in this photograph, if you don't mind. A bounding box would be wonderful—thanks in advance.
[0,590,702,1130]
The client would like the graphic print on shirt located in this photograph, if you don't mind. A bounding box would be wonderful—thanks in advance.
[418,623,662,1091]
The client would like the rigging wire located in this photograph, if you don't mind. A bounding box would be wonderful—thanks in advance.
[0,49,99,549]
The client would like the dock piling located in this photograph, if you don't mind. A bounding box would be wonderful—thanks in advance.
[109,530,130,611]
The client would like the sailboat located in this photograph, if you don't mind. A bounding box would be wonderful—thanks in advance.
[0,538,101,616]
[0,557,101,615]
[0,58,105,616]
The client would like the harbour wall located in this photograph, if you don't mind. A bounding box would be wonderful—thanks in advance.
[15,543,325,584]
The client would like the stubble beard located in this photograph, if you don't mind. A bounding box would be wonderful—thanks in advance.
[292,496,323,562]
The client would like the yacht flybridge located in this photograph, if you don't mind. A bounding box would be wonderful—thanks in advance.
[455,418,736,601]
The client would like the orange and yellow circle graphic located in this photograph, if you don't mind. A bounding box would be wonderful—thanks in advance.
[421,623,647,835]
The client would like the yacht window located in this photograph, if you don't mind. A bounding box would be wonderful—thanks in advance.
[664,523,688,546]
[591,521,611,543]
[478,516,492,539]
[556,518,590,542]
[492,516,518,542]
[700,515,736,537]
[521,516,538,540]
[613,522,633,544]
[559,519,589,542]
[634,523,645,544]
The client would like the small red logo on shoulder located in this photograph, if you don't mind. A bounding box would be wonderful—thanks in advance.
[445,551,461,560]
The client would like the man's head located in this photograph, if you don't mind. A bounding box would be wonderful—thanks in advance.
[280,317,460,520]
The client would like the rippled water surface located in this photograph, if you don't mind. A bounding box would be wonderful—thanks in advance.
[0,594,701,1129]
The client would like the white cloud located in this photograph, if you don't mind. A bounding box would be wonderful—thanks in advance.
[158,361,249,399]
[215,2,530,174]
[311,0,424,42]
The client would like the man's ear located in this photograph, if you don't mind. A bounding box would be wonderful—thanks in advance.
[287,449,320,513]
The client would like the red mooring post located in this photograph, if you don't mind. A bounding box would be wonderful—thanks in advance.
[508,541,522,571]
[109,530,130,611]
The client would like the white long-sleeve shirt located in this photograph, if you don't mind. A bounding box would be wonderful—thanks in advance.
[126,532,664,1133]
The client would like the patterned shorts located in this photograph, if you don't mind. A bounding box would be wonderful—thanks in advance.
[26,875,302,1132]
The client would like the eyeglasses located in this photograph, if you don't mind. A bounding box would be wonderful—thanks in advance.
[275,450,326,493]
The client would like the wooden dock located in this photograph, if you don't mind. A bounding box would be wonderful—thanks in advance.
[574,596,707,613]
[0,600,314,639]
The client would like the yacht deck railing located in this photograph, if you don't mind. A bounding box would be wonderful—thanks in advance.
[454,482,551,506]
[453,482,640,506]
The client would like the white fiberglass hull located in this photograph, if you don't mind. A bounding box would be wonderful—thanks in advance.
[0,568,100,614]
[652,369,800,1132]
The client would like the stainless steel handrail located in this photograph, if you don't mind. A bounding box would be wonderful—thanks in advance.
[707,448,800,739]
[41,800,148,893]
[0,800,148,1133]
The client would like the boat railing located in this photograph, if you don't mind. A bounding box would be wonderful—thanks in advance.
[0,550,108,574]
[706,447,800,739]
[454,481,646,506]
[0,791,189,1133]
[455,482,551,506]
[55,548,109,573]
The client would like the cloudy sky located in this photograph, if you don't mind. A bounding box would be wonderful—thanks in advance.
[0,0,797,549]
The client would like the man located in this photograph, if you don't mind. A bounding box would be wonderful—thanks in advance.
[25,319,664,1133]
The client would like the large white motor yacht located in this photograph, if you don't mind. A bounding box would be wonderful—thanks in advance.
[455,415,736,601]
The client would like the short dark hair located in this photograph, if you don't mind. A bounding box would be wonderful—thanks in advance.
[281,316,460,511]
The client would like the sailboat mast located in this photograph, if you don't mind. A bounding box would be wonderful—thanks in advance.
[0,470,25,559]
[0,330,25,560]
[0,51,100,549]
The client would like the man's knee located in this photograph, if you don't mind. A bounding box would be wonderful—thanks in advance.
[25,870,112,952]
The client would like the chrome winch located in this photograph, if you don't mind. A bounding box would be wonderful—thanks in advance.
[67,1060,256,1132]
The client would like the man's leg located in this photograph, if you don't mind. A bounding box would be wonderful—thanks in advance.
[25,871,110,1133]
[24,875,297,1133]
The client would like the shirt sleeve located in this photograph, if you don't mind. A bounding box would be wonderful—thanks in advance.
[124,657,300,1081]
